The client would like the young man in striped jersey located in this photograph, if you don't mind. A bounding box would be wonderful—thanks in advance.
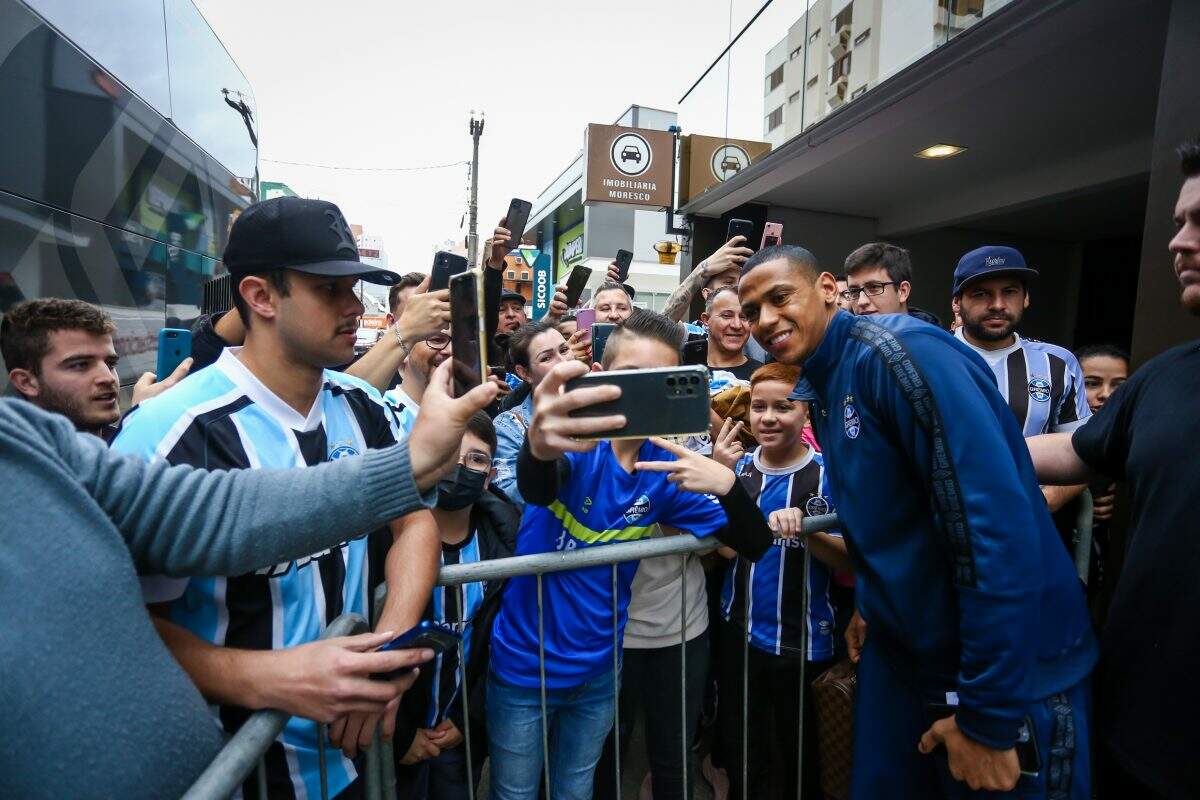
[710,363,852,799]
[951,246,1091,513]
[112,197,446,799]
[393,411,518,800]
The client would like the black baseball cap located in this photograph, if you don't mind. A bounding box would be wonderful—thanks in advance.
[223,197,400,285]
[499,289,527,304]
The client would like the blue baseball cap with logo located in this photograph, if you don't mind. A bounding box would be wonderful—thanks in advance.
[951,245,1039,296]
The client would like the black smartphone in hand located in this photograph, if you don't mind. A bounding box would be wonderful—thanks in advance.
[430,251,469,292]
[614,249,633,283]
[449,269,487,397]
[563,265,593,308]
[505,198,533,249]
[564,366,711,440]
[726,218,755,248]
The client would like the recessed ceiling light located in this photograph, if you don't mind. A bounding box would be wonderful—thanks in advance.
[915,143,966,159]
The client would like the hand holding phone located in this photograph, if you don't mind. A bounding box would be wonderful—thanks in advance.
[726,218,755,249]
[563,265,593,308]
[565,366,711,440]
[430,251,469,292]
[614,249,633,283]
[504,198,532,249]
[156,328,192,382]
[450,269,487,397]
[373,621,462,681]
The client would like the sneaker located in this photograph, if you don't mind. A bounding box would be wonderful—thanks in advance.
[701,754,729,800]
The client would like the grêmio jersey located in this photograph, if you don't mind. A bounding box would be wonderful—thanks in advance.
[490,440,728,689]
[111,347,400,800]
[721,448,840,660]
[954,330,1090,437]
[421,535,487,728]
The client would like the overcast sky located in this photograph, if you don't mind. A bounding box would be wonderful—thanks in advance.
[193,0,806,271]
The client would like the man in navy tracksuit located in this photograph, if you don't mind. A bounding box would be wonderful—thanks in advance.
[738,245,1096,798]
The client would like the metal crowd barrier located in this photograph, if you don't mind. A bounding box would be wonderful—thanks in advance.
[184,494,1098,800]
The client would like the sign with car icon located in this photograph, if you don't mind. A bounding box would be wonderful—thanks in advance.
[711,144,751,182]
[611,132,652,177]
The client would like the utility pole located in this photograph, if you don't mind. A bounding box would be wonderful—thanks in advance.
[467,112,485,267]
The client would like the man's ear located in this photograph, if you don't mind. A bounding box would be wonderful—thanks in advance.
[897,280,912,304]
[699,312,710,326]
[1022,290,1031,310]
[485,466,495,489]
[238,275,278,325]
[7,368,39,399]
[385,312,395,327]
[700,287,712,301]
[816,271,839,304]
[951,295,961,314]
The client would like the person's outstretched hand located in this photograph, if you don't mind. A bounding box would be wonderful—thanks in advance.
[697,236,754,283]
[636,436,736,496]
[711,417,746,470]
[132,357,193,406]
[396,274,450,344]
[408,359,500,490]
[918,715,1020,792]
[484,220,512,270]
[527,360,624,461]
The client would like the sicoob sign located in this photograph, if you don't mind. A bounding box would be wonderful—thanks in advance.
[584,123,673,208]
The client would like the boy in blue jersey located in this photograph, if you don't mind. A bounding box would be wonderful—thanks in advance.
[485,309,774,800]
[738,245,1097,798]
[113,198,455,799]
[394,412,519,800]
[711,363,852,799]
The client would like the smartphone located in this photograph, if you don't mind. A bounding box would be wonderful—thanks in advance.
[590,322,616,365]
[504,198,533,250]
[575,309,596,341]
[450,269,487,397]
[726,218,755,247]
[373,621,462,681]
[564,366,712,440]
[563,265,593,308]
[761,222,783,249]
[682,336,708,366]
[430,251,469,292]
[614,249,633,283]
[925,703,1041,777]
[155,328,192,381]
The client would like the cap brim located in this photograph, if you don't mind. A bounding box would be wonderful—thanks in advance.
[954,266,1039,295]
[289,259,400,285]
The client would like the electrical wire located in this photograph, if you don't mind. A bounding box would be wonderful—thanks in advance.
[259,157,469,173]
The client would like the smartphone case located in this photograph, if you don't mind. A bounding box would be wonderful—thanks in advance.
[565,366,711,440]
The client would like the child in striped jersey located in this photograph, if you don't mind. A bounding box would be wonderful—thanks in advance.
[711,363,854,800]
[392,412,518,800]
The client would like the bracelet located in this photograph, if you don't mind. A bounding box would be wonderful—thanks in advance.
[392,325,412,357]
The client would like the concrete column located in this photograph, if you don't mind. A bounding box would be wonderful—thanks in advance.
[1130,0,1200,365]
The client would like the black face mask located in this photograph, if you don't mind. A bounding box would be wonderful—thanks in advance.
[436,465,487,511]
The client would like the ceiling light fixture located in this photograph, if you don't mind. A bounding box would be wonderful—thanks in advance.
[915,143,966,159]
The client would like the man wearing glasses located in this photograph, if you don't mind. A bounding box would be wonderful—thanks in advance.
[842,242,942,326]
[385,329,452,435]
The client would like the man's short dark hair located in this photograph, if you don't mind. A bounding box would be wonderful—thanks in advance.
[1,298,115,374]
[506,319,557,370]
[465,410,497,457]
[742,244,819,278]
[232,270,291,329]
[705,284,740,314]
[1180,137,1200,178]
[844,242,913,286]
[1075,343,1130,366]
[602,308,683,369]
[594,281,633,301]
[387,272,425,314]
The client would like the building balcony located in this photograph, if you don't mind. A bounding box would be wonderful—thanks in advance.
[830,23,852,59]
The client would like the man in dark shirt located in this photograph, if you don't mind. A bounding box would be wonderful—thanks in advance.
[1029,137,1200,800]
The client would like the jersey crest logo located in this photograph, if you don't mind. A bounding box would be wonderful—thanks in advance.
[1027,376,1052,403]
[804,495,833,516]
[843,395,861,440]
[328,443,361,460]
[623,494,651,524]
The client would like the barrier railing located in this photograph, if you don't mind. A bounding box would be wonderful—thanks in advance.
[186,501,1094,800]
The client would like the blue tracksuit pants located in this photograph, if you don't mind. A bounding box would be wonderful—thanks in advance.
[850,643,1091,799]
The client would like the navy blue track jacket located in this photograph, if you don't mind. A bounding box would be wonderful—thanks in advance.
[798,310,1096,749]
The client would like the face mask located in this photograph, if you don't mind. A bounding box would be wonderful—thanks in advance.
[436,465,487,511]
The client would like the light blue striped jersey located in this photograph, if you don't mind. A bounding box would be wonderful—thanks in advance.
[422,534,487,728]
[721,448,840,660]
[111,347,400,800]
[382,384,420,437]
[954,330,1091,437]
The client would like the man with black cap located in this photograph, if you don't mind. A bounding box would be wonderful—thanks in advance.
[951,246,1090,512]
[112,197,443,798]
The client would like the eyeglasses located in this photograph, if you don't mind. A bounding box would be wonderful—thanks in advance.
[459,450,492,473]
[839,281,896,302]
[424,333,451,351]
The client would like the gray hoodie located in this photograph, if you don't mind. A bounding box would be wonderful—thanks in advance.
[0,399,432,799]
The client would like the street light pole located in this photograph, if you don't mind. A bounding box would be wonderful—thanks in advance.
[467,112,485,267]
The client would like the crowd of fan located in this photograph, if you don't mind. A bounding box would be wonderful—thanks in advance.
[1,137,1197,800]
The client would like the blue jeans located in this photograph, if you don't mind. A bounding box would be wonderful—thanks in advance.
[486,667,618,800]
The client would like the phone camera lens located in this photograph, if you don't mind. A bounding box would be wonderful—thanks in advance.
[666,377,676,387]
[689,375,700,385]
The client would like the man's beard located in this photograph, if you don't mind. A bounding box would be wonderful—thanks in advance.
[963,313,1018,342]
[36,382,117,431]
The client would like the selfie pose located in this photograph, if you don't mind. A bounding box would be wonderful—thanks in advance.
[738,245,1096,799]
